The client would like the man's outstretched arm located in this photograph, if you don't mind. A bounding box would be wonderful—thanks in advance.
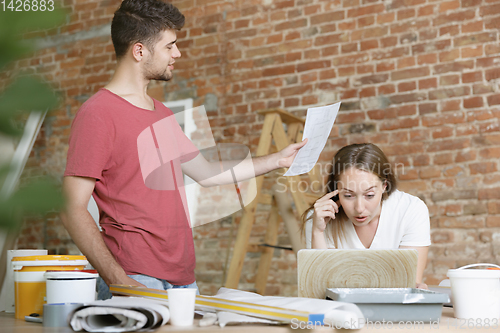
[181,139,307,187]
[60,176,144,288]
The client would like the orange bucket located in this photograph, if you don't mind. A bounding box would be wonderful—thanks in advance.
[12,255,88,319]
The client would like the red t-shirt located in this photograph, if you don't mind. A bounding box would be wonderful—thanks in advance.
[64,89,199,285]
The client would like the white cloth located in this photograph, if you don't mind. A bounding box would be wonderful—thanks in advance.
[306,190,430,249]
[213,288,365,329]
[69,297,170,332]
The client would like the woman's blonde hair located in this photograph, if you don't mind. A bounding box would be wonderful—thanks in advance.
[301,143,397,248]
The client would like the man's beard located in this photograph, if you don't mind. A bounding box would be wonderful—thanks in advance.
[144,68,173,82]
[143,57,173,81]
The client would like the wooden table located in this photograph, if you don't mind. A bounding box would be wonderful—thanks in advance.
[1,308,495,332]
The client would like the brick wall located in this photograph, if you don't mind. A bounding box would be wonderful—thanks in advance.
[5,0,500,296]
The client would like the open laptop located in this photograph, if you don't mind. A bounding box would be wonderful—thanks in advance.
[297,249,418,299]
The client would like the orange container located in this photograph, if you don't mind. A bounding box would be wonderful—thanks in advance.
[12,255,88,319]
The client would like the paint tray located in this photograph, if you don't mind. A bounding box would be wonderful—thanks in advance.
[326,288,449,322]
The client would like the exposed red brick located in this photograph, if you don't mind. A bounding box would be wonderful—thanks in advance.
[275,19,308,31]
[439,49,460,62]
[429,86,470,100]
[432,126,454,139]
[479,187,500,200]
[338,66,356,76]
[378,84,396,94]
[440,74,460,86]
[473,84,494,94]
[417,53,438,65]
[454,32,497,47]
[479,3,500,16]
[397,8,416,20]
[477,56,500,68]
[412,40,451,54]
[418,4,435,17]
[464,96,484,109]
[484,16,500,30]
[439,0,460,12]
[418,77,438,90]
[341,43,358,53]
[456,150,477,163]
[439,25,460,37]
[434,153,454,165]
[470,162,497,174]
[485,44,500,55]
[423,112,465,127]
[297,60,331,72]
[462,71,483,83]
[360,39,378,51]
[377,12,395,24]
[480,147,500,159]
[398,81,416,92]
[380,36,398,48]
[262,65,295,77]
[356,64,374,74]
[419,103,437,115]
[380,117,419,131]
[433,10,475,26]
[420,29,438,40]
[397,57,416,69]
[487,94,500,106]
[486,68,500,81]
[414,154,431,166]
[358,15,375,27]
[391,67,430,81]
[434,60,474,74]
[347,4,385,17]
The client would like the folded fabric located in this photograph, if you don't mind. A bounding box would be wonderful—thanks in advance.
[69,297,170,332]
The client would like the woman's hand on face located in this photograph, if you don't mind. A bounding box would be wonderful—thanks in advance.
[312,190,340,233]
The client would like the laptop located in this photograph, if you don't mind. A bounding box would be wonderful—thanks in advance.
[297,249,418,299]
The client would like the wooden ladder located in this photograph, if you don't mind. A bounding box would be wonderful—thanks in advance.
[224,108,321,294]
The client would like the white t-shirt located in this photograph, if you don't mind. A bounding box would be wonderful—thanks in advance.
[305,190,431,249]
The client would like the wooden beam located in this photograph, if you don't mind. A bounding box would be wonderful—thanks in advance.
[224,113,277,289]
[257,108,305,125]
[255,202,280,295]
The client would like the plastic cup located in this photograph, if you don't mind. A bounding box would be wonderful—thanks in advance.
[167,288,197,326]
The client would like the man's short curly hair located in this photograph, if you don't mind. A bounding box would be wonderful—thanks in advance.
[111,0,185,59]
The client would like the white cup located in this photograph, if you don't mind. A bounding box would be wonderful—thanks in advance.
[167,288,197,326]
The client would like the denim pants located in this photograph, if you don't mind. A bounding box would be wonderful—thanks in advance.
[97,274,200,300]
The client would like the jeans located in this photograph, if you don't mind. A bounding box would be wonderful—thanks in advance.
[97,274,199,300]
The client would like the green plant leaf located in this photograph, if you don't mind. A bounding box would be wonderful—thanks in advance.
[0,8,66,70]
[0,76,59,136]
[0,177,64,229]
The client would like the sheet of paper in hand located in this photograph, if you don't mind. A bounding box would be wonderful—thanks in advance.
[284,102,341,177]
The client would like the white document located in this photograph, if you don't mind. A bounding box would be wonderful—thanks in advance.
[284,102,341,177]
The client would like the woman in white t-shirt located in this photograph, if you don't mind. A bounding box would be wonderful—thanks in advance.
[303,143,431,289]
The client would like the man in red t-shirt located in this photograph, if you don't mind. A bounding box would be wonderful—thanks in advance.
[61,0,306,298]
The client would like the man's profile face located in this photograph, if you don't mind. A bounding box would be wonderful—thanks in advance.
[142,29,181,82]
